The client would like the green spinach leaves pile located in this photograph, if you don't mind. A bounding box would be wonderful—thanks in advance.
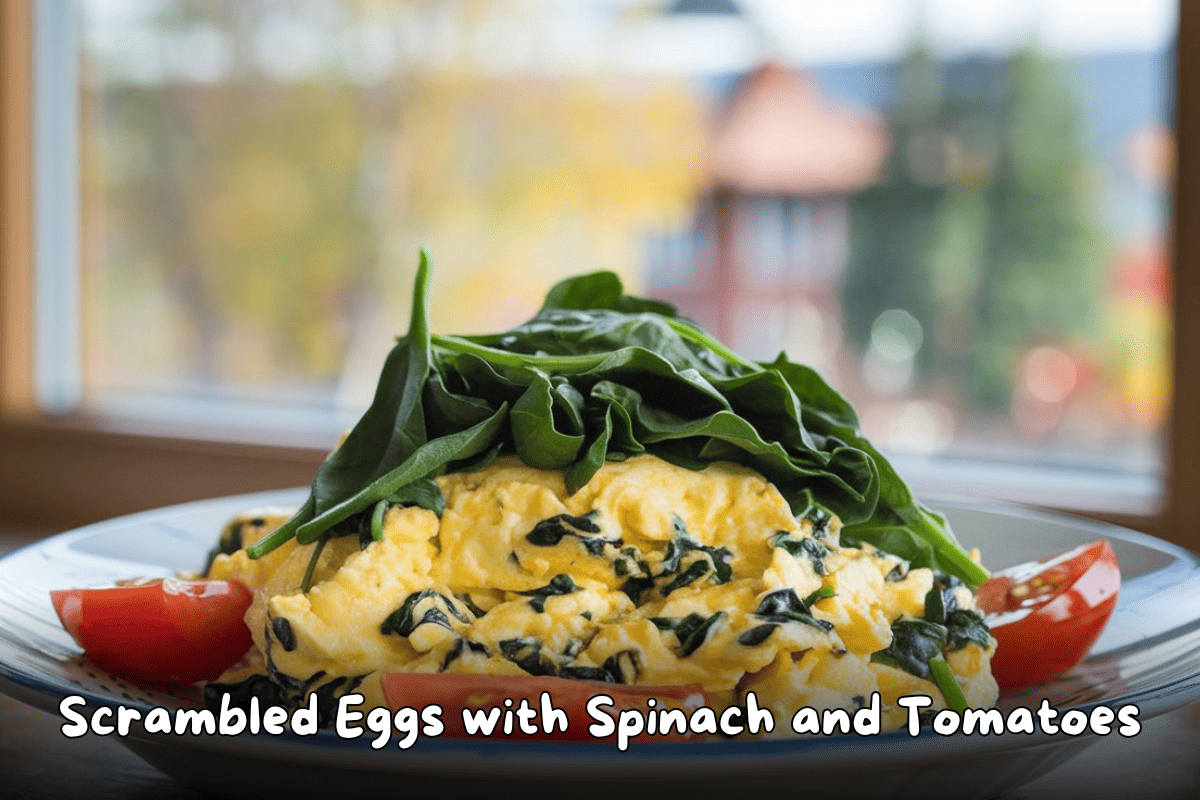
[246,252,987,588]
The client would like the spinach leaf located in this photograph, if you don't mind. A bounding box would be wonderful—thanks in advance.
[380,590,472,638]
[751,588,834,633]
[565,403,615,493]
[454,593,489,619]
[560,649,642,684]
[658,560,713,596]
[538,271,679,318]
[803,585,836,607]
[386,478,447,517]
[656,517,733,594]
[871,614,982,713]
[770,530,829,575]
[928,655,969,713]
[295,403,508,543]
[737,624,776,647]
[525,513,609,554]
[498,637,556,676]
[280,251,434,548]
[247,256,986,587]
[494,638,554,676]
[870,619,948,679]
[795,495,835,539]
[518,574,579,613]
[440,638,489,672]
[767,356,984,584]
[511,373,586,469]
[498,636,629,679]
[270,616,296,652]
[924,572,964,624]
[650,612,726,657]
[620,574,657,605]
[945,609,993,651]
[738,584,834,645]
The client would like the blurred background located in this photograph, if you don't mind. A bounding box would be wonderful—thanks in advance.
[0,0,1180,528]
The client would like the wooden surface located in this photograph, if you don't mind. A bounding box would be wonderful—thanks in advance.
[0,417,326,531]
[1168,0,1200,558]
[0,0,34,413]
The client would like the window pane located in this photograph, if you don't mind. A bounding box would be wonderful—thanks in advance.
[77,0,1174,486]
[79,0,708,428]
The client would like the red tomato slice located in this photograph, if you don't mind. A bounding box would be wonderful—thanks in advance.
[50,578,253,684]
[976,539,1119,690]
[380,672,709,742]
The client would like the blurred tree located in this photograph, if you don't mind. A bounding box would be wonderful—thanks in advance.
[842,45,1101,416]
[841,46,946,385]
[83,0,704,403]
[974,49,1101,410]
[89,0,384,390]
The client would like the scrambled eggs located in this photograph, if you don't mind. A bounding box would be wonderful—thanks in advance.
[208,454,997,732]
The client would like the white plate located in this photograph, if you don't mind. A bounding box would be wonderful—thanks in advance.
[2,491,1199,800]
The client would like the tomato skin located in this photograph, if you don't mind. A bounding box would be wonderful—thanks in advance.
[50,579,253,684]
[977,539,1120,690]
[380,673,709,742]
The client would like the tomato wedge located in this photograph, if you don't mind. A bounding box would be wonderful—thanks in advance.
[381,673,709,742]
[51,578,253,684]
[976,539,1119,690]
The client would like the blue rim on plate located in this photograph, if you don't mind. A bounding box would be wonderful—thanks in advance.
[2,491,1200,799]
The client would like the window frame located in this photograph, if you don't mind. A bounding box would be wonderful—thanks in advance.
[1,0,1196,548]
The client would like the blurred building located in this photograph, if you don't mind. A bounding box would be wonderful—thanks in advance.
[647,61,887,367]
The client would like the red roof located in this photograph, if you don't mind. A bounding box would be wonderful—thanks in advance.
[706,62,887,195]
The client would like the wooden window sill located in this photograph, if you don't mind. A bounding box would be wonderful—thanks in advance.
[0,413,326,531]
[0,411,1169,549]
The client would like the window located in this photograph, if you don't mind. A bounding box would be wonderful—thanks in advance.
[2,0,1195,546]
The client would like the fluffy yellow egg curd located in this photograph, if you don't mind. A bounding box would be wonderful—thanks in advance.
[207,454,997,734]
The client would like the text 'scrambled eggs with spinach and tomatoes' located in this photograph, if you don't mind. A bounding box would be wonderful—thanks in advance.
[58,252,1117,735]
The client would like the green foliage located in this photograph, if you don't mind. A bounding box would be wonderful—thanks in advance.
[843,46,1103,411]
[248,255,987,585]
[976,51,1102,408]
[842,47,945,382]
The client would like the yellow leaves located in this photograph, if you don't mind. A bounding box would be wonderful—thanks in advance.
[88,2,708,399]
